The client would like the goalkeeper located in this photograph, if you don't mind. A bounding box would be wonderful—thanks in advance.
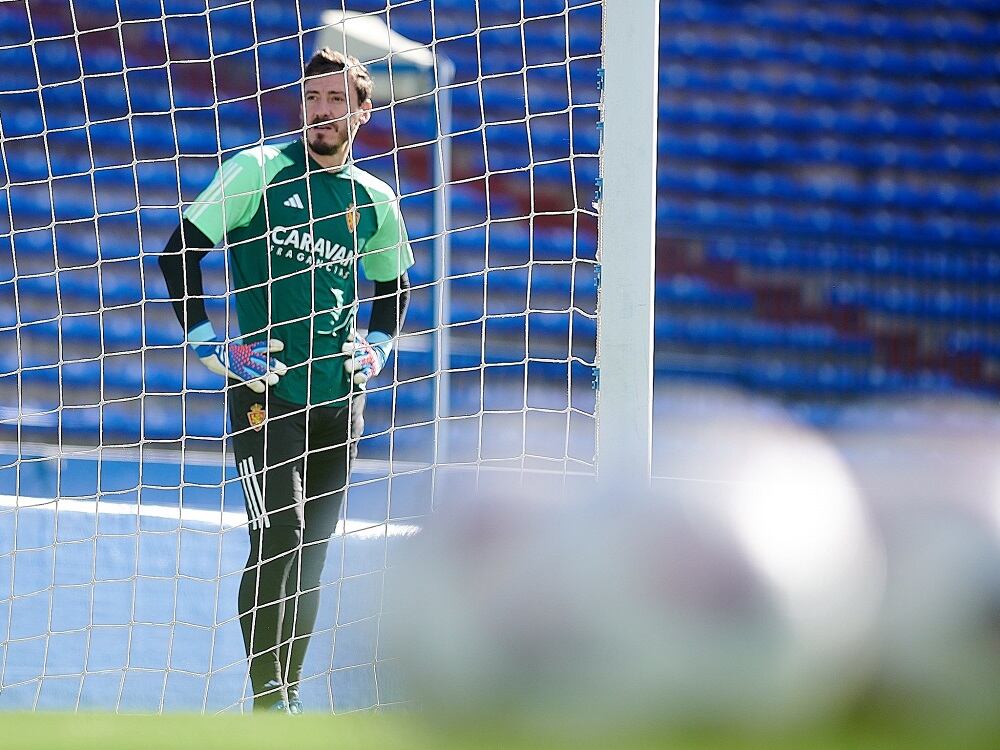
[157,49,413,713]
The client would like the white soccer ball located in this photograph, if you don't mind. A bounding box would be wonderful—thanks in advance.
[388,396,884,735]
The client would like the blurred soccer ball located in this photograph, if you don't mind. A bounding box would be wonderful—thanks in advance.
[832,395,1000,732]
[388,396,884,735]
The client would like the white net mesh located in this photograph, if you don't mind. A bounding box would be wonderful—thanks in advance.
[0,0,601,711]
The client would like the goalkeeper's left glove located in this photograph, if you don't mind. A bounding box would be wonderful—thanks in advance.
[342,330,392,387]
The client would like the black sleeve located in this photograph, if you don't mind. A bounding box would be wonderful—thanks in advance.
[157,218,216,332]
[367,270,410,338]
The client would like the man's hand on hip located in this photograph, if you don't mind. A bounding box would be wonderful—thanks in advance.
[188,321,287,393]
[342,330,392,387]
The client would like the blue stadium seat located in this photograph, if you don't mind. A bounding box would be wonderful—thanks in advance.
[949,332,1000,359]
[0,93,43,137]
[658,275,755,311]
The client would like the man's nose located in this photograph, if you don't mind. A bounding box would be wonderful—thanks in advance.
[313,105,335,121]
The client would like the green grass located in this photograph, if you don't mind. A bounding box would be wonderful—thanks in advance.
[2,713,996,750]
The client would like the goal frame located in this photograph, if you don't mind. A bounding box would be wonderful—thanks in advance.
[595,0,659,485]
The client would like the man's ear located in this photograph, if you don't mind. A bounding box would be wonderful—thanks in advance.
[356,99,373,126]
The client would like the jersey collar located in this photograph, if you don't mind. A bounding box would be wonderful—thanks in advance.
[302,138,353,177]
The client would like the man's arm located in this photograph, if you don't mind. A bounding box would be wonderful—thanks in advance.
[158,150,287,393]
[159,147,265,331]
[368,271,411,339]
[345,184,416,387]
[157,218,214,332]
[341,180,413,387]
[343,271,411,388]
[157,216,286,393]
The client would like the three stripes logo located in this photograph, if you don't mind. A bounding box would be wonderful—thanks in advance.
[283,193,305,209]
[238,456,269,529]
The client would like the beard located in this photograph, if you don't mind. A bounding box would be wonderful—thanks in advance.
[307,121,347,156]
[308,135,341,156]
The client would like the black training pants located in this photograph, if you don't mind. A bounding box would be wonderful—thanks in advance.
[228,385,363,708]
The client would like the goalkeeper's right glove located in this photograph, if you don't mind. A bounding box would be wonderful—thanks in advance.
[187,321,287,394]
[342,330,392,388]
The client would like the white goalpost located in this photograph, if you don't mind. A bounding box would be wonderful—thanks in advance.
[0,0,655,713]
[595,0,658,485]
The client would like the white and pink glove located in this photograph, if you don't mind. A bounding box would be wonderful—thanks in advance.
[342,330,392,387]
[188,321,287,393]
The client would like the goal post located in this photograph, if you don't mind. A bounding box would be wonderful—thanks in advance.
[595,0,659,486]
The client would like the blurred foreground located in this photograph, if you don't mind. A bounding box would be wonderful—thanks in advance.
[4,712,999,750]
[386,386,1000,744]
[3,387,998,746]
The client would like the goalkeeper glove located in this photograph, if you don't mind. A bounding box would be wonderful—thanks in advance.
[342,330,392,387]
[188,321,287,394]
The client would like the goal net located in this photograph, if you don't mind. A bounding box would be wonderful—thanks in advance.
[0,0,601,711]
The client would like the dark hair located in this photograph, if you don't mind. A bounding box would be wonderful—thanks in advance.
[304,47,374,105]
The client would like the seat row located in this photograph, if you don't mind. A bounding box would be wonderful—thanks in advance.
[656,317,873,356]
[658,130,1000,177]
[661,33,998,79]
[656,356,961,398]
[830,283,1000,323]
[708,239,1000,285]
[659,197,999,245]
[660,63,1000,114]
[658,163,999,216]
[662,2,1000,48]
[659,97,1000,145]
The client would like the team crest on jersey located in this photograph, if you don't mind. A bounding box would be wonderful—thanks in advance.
[247,403,266,431]
[345,203,359,233]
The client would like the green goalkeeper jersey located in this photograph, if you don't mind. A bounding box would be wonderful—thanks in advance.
[183,139,414,407]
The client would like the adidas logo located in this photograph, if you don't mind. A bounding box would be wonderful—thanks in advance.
[283,193,304,209]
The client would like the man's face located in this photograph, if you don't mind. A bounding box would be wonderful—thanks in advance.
[303,71,371,156]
